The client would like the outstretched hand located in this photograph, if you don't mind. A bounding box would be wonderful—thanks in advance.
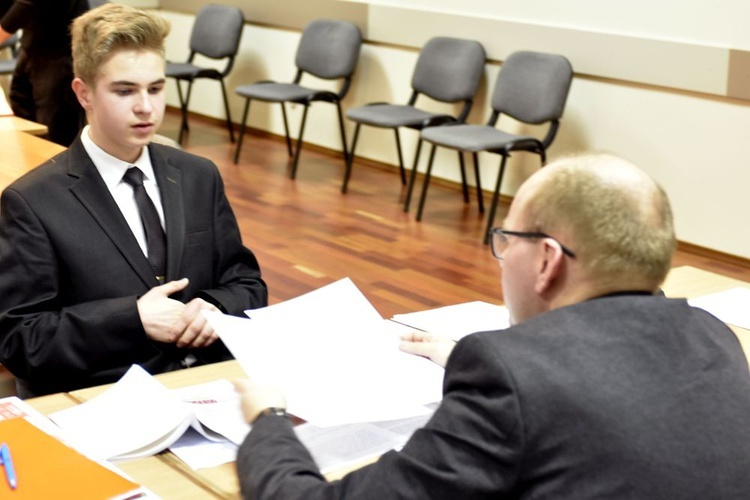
[399,331,456,368]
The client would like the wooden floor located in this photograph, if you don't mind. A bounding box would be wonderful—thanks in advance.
[162,109,750,316]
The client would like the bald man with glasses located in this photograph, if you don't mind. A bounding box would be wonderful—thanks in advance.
[233,153,750,500]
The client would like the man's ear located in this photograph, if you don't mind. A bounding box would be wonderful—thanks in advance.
[535,238,565,294]
[71,78,92,111]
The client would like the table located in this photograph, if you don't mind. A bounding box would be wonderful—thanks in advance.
[0,130,65,191]
[22,265,750,499]
[0,115,48,136]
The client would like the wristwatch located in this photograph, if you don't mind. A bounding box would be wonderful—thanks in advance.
[252,407,288,424]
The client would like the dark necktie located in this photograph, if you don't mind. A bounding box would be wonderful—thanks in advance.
[122,167,166,282]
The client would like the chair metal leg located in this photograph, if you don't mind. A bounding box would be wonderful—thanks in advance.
[472,152,484,213]
[174,79,187,144]
[403,139,423,212]
[280,103,293,157]
[233,98,251,164]
[483,154,509,244]
[416,144,438,221]
[393,129,407,185]
[341,123,361,194]
[290,104,310,179]
[219,80,235,143]
[335,101,349,166]
[458,151,469,203]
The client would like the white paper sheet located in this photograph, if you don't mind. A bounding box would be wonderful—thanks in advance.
[295,403,436,474]
[169,428,238,470]
[392,301,510,340]
[208,278,445,427]
[688,287,750,330]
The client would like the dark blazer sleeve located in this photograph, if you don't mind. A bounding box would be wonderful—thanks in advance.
[193,162,267,314]
[236,333,524,500]
[0,186,159,388]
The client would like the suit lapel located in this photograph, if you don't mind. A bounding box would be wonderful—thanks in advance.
[65,139,160,288]
[150,146,185,282]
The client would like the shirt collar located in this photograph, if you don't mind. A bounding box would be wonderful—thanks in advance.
[80,125,157,190]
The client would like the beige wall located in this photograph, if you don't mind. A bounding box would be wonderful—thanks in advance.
[157,4,750,260]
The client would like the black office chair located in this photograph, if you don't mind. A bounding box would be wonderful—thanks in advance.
[165,4,244,144]
[342,37,486,208]
[0,33,19,77]
[417,51,573,244]
[233,19,362,179]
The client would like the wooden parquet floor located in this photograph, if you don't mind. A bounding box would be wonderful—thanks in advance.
[163,110,750,317]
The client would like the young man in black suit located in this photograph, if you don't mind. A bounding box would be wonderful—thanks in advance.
[234,153,750,499]
[0,4,267,398]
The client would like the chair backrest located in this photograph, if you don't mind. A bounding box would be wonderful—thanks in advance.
[295,19,362,80]
[411,37,486,104]
[189,4,245,60]
[492,51,573,125]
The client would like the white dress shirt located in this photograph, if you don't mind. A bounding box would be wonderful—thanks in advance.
[80,125,166,258]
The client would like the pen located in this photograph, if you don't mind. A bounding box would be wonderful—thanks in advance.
[0,442,16,489]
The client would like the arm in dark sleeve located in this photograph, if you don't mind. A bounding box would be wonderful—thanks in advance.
[0,188,162,388]
[196,165,267,314]
[236,334,524,500]
[0,0,34,33]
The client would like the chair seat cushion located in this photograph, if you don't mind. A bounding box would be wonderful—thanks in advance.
[235,82,320,103]
[166,62,221,80]
[346,104,438,128]
[421,124,536,152]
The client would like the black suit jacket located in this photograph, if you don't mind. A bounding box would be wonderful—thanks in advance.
[237,295,750,499]
[0,139,267,397]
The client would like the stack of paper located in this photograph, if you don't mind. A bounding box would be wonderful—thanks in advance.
[48,365,249,463]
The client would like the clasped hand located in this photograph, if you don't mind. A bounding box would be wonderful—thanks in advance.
[136,278,219,348]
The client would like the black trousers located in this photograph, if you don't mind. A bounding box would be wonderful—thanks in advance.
[9,48,84,146]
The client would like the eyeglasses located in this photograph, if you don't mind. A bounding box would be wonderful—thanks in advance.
[489,227,576,260]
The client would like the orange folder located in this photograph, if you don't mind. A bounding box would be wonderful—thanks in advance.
[0,417,142,499]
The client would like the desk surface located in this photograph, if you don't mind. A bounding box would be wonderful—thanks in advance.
[0,115,48,136]
[0,130,64,191]
[22,265,750,499]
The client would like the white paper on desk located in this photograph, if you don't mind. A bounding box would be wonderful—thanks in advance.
[49,365,195,461]
[296,403,437,474]
[209,279,444,427]
[392,301,510,341]
[688,287,750,330]
[170,427,238,470]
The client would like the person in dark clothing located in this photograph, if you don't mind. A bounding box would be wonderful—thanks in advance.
[0,0,88,145]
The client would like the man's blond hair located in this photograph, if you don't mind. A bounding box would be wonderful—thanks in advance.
[522,153,675,288]
[71,3,170,85]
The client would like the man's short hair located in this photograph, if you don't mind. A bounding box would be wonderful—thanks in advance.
[523,153,676,288]
[71,3,170,85]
